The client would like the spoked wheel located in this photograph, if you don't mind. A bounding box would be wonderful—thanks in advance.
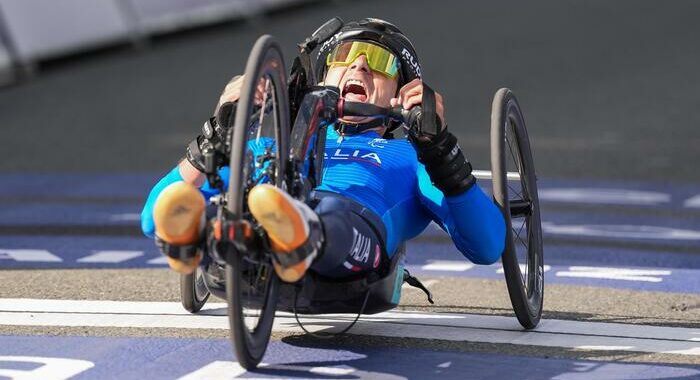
[490,88,544,329]
[224,35,290,369]
[180,267,210,313]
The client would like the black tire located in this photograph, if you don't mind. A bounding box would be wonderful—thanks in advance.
[225,35,289,369]
[180,268,210,313]
[490,88,544,329]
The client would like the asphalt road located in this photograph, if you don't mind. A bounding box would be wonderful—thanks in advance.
[1,1,699,379]
[0,0,699,181]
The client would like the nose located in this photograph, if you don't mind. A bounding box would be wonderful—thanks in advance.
[348,54,370,74]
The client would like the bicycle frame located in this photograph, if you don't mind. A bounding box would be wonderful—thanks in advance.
[287,86,340,202]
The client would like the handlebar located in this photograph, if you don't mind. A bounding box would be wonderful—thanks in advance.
[337,98,423,131]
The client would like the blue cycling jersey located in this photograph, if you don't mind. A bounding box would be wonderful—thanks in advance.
[142,125,506,265]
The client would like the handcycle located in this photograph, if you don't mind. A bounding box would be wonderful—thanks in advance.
[175,23,543,370]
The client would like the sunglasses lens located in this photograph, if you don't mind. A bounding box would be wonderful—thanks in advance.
[327,41,399,79]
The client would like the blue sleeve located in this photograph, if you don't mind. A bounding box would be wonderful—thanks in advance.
[140,165,230,239]
[140,166,183,238]
[417,164,506,265]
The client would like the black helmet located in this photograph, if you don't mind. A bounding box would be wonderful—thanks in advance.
[315,18,422,88]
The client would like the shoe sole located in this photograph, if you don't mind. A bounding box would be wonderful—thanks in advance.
[247,184,309,253]
[153,182,205,246]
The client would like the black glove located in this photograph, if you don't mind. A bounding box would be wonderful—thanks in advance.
[185,101,237,172]
[411,126,476,196]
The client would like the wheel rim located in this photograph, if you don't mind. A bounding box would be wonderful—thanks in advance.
[503,101,543,310]
[193,267,209,301]
[238,72,284,336]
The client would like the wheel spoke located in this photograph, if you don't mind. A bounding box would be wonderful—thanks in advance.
[504,121,524,199]
[256,77,271,143]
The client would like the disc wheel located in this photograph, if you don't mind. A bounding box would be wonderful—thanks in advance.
[224,35,289,369]
[490,88,544,329]
[180,267,210,313]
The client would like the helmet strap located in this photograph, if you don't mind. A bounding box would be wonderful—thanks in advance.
[335,117,387,136]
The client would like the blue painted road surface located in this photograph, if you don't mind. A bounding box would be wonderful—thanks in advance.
[0,234,699,293]
[2,174,700,294]
[1,335,698,380]
[3,174,700,208]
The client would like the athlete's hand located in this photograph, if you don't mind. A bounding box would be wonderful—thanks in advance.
[214,75,244,114]
[215,74,269,128]
[389,79,445,134]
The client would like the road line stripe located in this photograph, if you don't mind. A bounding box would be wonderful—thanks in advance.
[0,299,697,356]
[538,188,670,205]
[146,256,168,265]
[422,261,474,272]
[542,222,700,240]
[556,266,672,283]
[177,361,247,380]
[496,265,552,274]
[0,249,62,262]
[685,195,700,208]
[76,251,143,263]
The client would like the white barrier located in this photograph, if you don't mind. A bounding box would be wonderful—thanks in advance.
[0,0,314,85]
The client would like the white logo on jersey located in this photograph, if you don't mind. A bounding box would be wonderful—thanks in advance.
[325,148,382,165]
[369,138,388,148]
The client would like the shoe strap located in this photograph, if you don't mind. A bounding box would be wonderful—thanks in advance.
[156,237,199,260]
[271,219,323,268]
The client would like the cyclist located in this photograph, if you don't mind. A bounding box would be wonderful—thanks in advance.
[141,18,506,283]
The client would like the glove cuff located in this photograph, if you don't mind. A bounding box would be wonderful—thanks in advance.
[413,128,476,196]
[185,135,210,173]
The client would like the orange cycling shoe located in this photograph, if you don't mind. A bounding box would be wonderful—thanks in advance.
[153,182,206,274]
[247,184,323,283]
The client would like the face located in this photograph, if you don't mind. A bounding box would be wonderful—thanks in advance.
[323,54,399,125]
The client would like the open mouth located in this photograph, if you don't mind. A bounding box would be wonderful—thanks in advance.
[342,79,368,102]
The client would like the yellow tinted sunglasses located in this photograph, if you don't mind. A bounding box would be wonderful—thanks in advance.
[326,41,400,79]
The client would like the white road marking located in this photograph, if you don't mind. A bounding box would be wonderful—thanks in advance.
[422,260,474,272]
[146,256,168,265]
[0,356,94,380]
[684,195,700,208]
[538,188,670,205]
[177,361,247,380]
[109,213,141,221]
[179,362,397,380]
[542,222,700,240]
[556,267,672,283]
[496,264,552,274]
[309,366,356,376]
[76,251,143,263]
[575,345,633,351]
[0,299,698,356]
[0,249,62,262]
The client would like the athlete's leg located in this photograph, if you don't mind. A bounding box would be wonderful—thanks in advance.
[247,185,388,281]
[247,184,323,283]
[311,196,386,278]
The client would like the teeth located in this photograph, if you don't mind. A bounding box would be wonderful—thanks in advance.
[343,79,366,95]
[347,79,364,86]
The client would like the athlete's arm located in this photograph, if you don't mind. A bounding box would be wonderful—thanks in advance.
[141,75,246,238]
[417,165,506,264]
[140,160,230,238]
[395,80,505,263]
